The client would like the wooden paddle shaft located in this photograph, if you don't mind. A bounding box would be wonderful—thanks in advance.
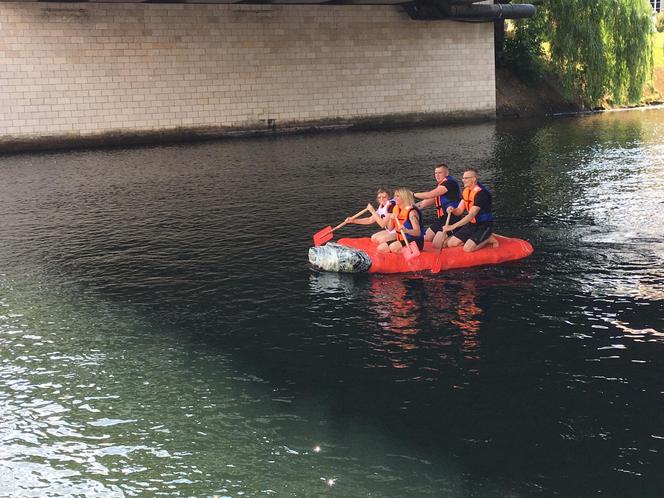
[431,211,453,273]
[442,211,452,239]
[394,217,414,255]
[330,207,370,233]
[437,211,453,248]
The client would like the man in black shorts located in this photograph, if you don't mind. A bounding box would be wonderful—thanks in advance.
[414,163,462,249]
[442,167,498,252]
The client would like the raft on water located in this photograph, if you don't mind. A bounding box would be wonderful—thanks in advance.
[308,235,533,273]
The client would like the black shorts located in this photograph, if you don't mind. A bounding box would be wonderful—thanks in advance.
[400,237,424,251]
[428,215,461,234]
[453,223,493,244]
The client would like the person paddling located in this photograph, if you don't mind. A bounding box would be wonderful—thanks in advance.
[442,167,498,252]
[344,187,397,245]
[377,188,424,254]
[414,163,462,249]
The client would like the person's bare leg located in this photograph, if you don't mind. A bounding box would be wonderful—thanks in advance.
[371,231,386,244]
[377,242,390,253]
[486,235,499,248]
[446,236,464,248]
[424,227,436,242]
[463,239,478,252]
[372,230,396,245]
[389,241,403,254]
[432,231,447,249]
[463,236,496,252]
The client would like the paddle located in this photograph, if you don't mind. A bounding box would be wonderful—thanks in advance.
[431,211,452,274]
[394,216,420,262]
[313,207,369,246]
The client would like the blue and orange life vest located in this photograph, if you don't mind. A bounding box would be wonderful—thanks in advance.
[393,205,424,246]
[435,176,461,219]
[462,183,493,224]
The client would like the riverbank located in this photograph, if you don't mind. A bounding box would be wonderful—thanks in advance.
[495,67,579,118]
[496,68,664,118]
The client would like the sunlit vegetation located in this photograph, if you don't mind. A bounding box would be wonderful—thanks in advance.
[654,32,664,67]
[502,0,654,107]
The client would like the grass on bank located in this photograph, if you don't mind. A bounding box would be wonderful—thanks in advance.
[655,32,664,68]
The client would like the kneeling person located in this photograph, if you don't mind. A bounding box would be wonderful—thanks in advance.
[414,163,462,249]
[443,167,498,252]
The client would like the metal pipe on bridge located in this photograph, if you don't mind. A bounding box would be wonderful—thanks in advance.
[2,0,536,20]
[403,0,536,21]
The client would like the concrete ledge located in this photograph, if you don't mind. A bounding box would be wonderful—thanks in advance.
[0,111,495,153]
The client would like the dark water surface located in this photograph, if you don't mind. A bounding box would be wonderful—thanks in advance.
[0,110,663,497]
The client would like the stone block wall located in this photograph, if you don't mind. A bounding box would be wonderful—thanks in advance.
[0,2,495,146]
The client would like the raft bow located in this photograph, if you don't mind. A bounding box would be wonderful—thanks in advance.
[308,242,372,273]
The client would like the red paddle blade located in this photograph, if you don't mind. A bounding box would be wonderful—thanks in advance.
[431,234,449,273]
[313,226,333,246]
[402,242,420,262]
[431,249,444,273]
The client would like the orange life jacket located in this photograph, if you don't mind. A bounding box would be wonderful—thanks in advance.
[434,176,461,219]
[392,205,407,239]
[392,205,423,243]
[462,184,493,224]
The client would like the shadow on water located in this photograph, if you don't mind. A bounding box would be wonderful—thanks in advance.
[0,110,663,496]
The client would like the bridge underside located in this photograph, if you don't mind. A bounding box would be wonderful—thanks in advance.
[1,0,536,21]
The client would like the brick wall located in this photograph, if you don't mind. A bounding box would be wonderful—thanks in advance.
[0,3,496,144]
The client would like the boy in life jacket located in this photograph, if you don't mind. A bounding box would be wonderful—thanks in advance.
[345,187,397,245]
[377,187,424,254]
[414,163,462,249]
[442,167,499,252]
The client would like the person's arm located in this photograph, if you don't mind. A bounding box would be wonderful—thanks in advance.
[414,184,448,200]
[347,215,375,226]
[415,198,435,210]
[345,203,380,225]
[386,212,396,232]
[444,205,479,232]
[446,199,465,218]
[367,203,388,228]
[403,210,422,237]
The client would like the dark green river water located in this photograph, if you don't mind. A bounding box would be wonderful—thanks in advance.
[0,109,663,497]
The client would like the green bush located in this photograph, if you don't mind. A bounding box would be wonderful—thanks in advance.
[499,8,549,86]
[501,34,544,86]
[657,12,664,33]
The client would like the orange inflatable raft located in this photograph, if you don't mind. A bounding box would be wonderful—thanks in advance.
[308,235,534,273]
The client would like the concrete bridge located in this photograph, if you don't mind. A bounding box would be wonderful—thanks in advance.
[0,0,534,151]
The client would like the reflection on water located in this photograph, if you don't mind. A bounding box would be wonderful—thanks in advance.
[0,109,663,496]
